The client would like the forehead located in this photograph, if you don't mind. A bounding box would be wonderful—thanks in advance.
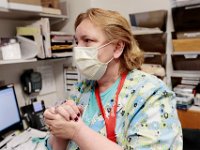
[75,19,105,39]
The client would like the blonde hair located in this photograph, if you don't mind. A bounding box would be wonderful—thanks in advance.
[75,8,144,73]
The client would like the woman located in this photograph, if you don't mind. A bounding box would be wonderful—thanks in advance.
[44,8,183,150]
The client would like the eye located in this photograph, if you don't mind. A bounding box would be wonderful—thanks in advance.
[84,38,92,43]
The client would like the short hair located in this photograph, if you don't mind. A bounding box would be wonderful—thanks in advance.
[75,8,144,73]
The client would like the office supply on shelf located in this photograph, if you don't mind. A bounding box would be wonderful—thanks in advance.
[50,32,73,57]
[16,26,45,59]
[29,18,52,58]
[42,7,61,15]
[41,0,59,8]
[0,38,21,60]
[17,35,38,59]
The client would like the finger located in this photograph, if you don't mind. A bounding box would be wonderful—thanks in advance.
[45,118,54,127]
[65,100,80,116]
[43,109,57,120]
[55,106,70,121]
[48,107,56,114]
[65,100,76,105]
[56,105,77,120]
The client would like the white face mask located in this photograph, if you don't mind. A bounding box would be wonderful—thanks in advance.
[73,42,113,80]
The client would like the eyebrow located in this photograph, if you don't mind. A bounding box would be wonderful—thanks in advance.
[75,35,91,41]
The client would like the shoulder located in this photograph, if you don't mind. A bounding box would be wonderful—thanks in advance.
[126,69,173,97]
[68,79,94,104]
[74,79,95,93]
[121,69,175,111]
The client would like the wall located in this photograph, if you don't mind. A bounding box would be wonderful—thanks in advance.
[61,0,91,34]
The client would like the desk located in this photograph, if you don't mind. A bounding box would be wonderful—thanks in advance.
[0,128,48,150]
[177,106,200,129]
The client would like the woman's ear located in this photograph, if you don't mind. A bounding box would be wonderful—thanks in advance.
[113,40,125,58]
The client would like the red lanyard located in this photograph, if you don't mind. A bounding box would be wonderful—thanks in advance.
[95,72,127,143]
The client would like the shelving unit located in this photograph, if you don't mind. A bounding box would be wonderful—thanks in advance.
[0,7,69,20]
[129,10,168,81]
[0,58,37,65]
[169,3,200,131]
[0,5,72,65]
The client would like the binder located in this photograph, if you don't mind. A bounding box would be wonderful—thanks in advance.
[29,18,51,58]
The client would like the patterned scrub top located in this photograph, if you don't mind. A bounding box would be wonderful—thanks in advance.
[48,69,183,150]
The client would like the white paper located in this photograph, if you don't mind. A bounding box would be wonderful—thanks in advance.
[0,0,8,8]
[5,128,48,150]
[37,65,56,95]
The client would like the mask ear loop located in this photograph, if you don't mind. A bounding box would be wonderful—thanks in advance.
[97,41,113,50]
[96,41,115,64]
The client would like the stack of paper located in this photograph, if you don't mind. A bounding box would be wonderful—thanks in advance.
[50,31,73,57]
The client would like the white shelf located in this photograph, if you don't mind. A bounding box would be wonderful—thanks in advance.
[0,55,73,65]
[0,58,37,65]
[171,71,200,78]
[0,8,69,21]
[172,52,200,55]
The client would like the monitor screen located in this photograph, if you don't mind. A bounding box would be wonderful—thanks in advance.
[0,84,23,137]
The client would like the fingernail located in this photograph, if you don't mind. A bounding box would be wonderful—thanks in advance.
[77,113,80,117]
[74,117,78,122]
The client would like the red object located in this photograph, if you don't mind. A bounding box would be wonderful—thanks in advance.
[95,72,127,142]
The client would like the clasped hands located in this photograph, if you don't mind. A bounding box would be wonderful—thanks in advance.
[43,100,84,140]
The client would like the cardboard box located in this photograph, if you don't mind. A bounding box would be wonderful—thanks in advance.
[178,108,200,129]
[41,0,59,8]
[8,0,41,6]
[172,38,200,52]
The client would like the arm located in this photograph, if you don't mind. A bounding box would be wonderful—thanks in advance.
[72,120,123,150]
[52,101,123,150]
[48,135,68,150]
[44,107,69,150]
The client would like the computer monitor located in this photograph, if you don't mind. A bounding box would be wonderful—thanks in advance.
[0,84,23,138]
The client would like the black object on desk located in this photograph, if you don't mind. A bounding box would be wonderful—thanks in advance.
[21,101,47,131]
